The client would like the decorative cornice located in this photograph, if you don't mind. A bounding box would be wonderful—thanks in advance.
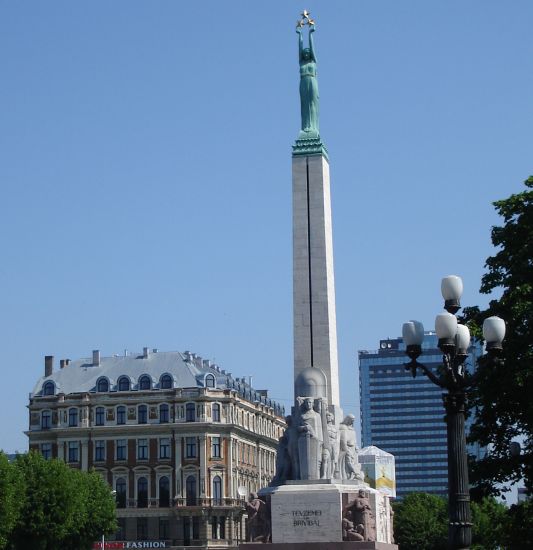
[292,136,329,160]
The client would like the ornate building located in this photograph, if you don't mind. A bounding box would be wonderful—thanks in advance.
[27,349,285,548]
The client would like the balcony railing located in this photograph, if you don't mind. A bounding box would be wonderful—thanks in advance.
[124,498,171,508]
[174,497,244,508]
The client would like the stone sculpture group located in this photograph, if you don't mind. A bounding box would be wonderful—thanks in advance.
[272,397,364,484]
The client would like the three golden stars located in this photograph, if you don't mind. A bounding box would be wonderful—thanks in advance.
[296,10,315,29]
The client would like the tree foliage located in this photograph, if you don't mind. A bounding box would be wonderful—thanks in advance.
[394,493,531,550]
[393,493,448,550]
[0,452,23,550]
[461,176,533,496]
[503,500,533,549]
[6,451,116,550]
[470,497,508,549]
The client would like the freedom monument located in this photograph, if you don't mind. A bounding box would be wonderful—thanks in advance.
[241,13,397,549]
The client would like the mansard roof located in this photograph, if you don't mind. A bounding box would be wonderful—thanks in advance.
[31,350,283,414]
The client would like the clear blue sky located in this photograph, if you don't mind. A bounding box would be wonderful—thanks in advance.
[1,1,531,453]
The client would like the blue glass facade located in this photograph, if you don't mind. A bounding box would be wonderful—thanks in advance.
[359,332,482,498]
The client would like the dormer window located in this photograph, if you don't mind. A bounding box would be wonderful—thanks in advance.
[205,374,216,388]
[96,378,109,392]
[118,377,130,391]
[42,381,55,396]
[160,374,172,389]
[139,375,151,391]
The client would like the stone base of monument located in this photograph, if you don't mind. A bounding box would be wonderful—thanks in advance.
[240,544,397,549]
[258,481,396,547]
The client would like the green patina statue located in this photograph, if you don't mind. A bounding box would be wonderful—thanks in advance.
[296,21,319,138]
[292,11,327,158]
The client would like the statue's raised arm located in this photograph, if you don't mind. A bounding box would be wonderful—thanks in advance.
[308,24,317,63]
[297,26,304,60]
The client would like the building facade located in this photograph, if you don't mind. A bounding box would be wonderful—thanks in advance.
[359,332,482,499]
[27,349,285,548]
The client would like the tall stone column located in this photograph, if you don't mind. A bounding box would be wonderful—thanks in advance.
[293,144,340,407]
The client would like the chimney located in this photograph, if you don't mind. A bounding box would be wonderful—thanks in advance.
[66,359,71,366]
[184,351,192,362]
[143,347,150,359]
[202,359,211,369]
[152,348,158,353]
[44,356,54,377]
[93,350,100,366]
[194,356,203,369]
[60,359,66,369]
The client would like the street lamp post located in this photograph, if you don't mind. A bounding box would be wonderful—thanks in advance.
[402,275,505,550]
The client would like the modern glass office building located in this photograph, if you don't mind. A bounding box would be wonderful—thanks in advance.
[359,332,482,498]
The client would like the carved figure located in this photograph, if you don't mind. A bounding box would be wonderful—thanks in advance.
[245,492,270,543]
[338,414,363,481]
[285,415,300,480]
[297,397,323,479]
[350,490,376,542]
[296,23,319,137]
[342,510,365,542]
[272,432,291,485]
[321,410,339,479]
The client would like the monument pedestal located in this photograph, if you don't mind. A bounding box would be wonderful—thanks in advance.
[261,481,396,547]
[240,544,397,550]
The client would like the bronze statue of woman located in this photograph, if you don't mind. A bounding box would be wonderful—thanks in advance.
[296,23,319,138]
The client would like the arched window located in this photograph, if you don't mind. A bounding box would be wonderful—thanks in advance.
[138,404,147,424]
[95,406,105,426]
[160,374,172,389]
[137,477,148,508]
[118,376,130,391]
[96,378,109,392]
[186,475,196,506]
[159,476,170,507]
[212,475,222,505]
[212,403,221,422]
[116,405,126,425]
[186,403,196,422]
[68,408,78,427]
[115,477,126,508]
[42,381,55,396]
[205,374,216,388]
[159,404,169,424]
[41,410,51,429]
[139,375,151,390]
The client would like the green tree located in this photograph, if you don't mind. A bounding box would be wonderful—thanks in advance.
[62,469,117,550]
[0,452,23,549]
[10,452,84,550]
[470,497,508,549]
[393,493,448,550]
[462,176,533,496]
[9,452,116,550]
[503,500,533,549]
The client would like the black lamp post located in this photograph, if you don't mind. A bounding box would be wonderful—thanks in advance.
[402,275,505,550]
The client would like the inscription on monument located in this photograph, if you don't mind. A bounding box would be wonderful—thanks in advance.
[292,509,322,527]
[271,489,342,543]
